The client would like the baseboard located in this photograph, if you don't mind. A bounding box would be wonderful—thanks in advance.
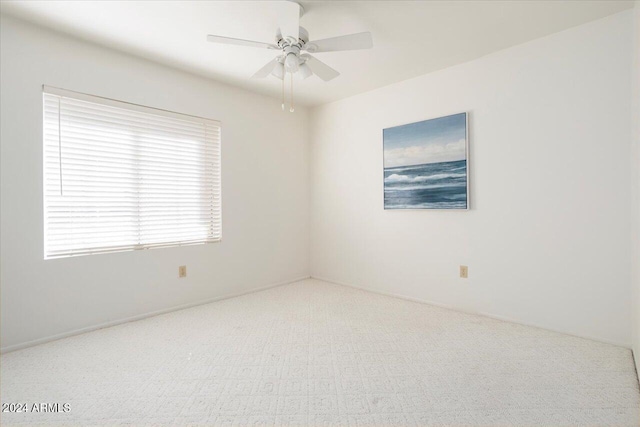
[311,275,630,349]
[1,275,310,354]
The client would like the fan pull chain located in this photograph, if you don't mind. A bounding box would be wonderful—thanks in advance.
[281,71,285,111]
[289,72,295,113]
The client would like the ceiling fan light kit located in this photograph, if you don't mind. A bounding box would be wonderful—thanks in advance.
[206,1,373,112]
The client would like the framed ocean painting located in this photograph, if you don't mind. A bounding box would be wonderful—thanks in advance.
[383,112,469,210]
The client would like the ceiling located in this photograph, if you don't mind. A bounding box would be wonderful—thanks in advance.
[1,1,633,107]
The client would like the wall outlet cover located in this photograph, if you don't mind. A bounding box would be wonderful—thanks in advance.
[460,265,468,279]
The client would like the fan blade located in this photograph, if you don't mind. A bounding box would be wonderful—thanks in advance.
[207,34,277,50]
[304,32,373,53]
[301,54,340,81]
[276,1,300,42]
[252,58,280,78]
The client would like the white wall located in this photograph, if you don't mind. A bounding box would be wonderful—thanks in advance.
[0,15,310,351]
[310,11,634,347]
[632,1,640,370]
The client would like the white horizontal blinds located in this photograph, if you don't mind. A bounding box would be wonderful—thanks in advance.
[43,88,221,259]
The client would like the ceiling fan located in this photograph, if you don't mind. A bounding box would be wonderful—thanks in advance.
[206,1,373,111]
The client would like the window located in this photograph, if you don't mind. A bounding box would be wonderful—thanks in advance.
[43,87,221,259]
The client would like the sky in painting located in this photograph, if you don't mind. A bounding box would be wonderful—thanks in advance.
[383,113,467,168]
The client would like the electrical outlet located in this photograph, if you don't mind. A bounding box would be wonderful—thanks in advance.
[178,265,187,278]
[460,265,468,279]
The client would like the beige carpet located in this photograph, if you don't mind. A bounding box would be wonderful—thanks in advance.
[1,278,639,426]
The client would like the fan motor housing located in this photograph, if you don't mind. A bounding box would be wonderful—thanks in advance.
[276,27,309,48]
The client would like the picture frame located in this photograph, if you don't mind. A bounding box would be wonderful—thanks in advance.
[383,112,469,210]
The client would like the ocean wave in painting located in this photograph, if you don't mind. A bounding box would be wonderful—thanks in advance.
[384,159,467,209]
